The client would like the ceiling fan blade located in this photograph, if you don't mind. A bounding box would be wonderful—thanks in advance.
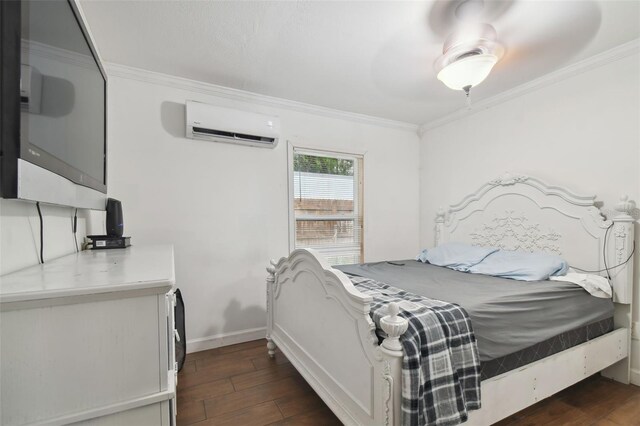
[495,0,601,71]
[427,0,516,38]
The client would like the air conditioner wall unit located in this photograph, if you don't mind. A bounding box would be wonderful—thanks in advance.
[185,100,280,148]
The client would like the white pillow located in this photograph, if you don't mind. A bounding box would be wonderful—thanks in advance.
[550,269,612,298]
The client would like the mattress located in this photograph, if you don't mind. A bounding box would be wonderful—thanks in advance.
[479,317,613,380]
[336,260,614,368]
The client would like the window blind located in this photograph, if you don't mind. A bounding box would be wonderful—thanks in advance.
[292,150,363,265]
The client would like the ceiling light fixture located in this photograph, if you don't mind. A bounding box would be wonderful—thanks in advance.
[434,23,504,105]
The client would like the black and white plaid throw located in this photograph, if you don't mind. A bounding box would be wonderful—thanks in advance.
[348,275,481,426]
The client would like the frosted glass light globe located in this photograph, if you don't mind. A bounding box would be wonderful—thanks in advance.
[436,53,498,91]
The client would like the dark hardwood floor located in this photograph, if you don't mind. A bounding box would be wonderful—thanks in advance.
[177,339,640,425]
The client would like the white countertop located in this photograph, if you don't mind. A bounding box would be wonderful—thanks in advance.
[0,245,175,304]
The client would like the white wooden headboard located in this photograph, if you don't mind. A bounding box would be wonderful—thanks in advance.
[434,173,636,304]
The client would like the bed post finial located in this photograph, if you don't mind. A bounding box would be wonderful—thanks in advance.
[615,195,636,220]
[435,208,446,246]
[380,302,409,352]
[266,260,277,358]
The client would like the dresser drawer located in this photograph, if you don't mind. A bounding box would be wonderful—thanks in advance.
[1,293,167,425]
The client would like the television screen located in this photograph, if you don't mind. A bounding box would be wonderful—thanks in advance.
[19,0,106,193]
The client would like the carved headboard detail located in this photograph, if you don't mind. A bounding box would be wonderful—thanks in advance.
[434,173,636,304]
[469,211,562,254]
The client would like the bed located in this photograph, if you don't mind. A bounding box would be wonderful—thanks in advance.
[265,174,636,425]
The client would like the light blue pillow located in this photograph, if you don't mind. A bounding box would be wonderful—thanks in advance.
[468,250,569,281]
[416,249,429,263]
[417,242,498,272]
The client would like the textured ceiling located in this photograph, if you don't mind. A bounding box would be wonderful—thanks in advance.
[79,0,640,125]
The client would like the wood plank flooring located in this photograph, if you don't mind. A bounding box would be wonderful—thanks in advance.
[177,339,640,425]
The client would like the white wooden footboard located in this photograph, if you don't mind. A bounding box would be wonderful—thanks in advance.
[266,249,407,426]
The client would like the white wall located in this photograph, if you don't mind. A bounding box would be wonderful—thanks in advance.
[105,72,421,351]
[419,53,640,383]
[0,199,102,275]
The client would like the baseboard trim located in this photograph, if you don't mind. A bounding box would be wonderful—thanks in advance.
[631,368,640,386]
[186,327,267,353]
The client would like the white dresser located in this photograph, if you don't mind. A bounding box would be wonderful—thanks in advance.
[0,245,177,425]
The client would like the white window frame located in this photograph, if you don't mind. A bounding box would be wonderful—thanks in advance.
[287,141,364,264]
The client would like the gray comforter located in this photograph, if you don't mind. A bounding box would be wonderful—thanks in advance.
[336,260,614,361]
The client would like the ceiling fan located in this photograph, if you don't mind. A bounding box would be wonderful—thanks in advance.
[433,0,505,104]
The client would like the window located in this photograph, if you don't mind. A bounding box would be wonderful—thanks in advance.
[290,148,363,265]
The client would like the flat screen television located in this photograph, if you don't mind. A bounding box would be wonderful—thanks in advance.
[1,0,107,209]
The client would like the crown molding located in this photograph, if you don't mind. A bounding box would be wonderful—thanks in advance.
[419,38,640,135]
[22,40,96,71]
[104,62,419,133]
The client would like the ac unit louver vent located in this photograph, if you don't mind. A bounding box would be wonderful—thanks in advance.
[191,127,276,145]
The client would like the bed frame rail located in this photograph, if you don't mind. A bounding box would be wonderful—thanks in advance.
[468,327,628,425]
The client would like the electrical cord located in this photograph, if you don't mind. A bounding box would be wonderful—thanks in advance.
[570,219,635,275]
[603,225,611,280]
[73,208,79,253]
[570,241,635,274]
[36,202,44,264]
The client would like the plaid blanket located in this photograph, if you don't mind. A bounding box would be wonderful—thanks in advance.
[348,275,481,426]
